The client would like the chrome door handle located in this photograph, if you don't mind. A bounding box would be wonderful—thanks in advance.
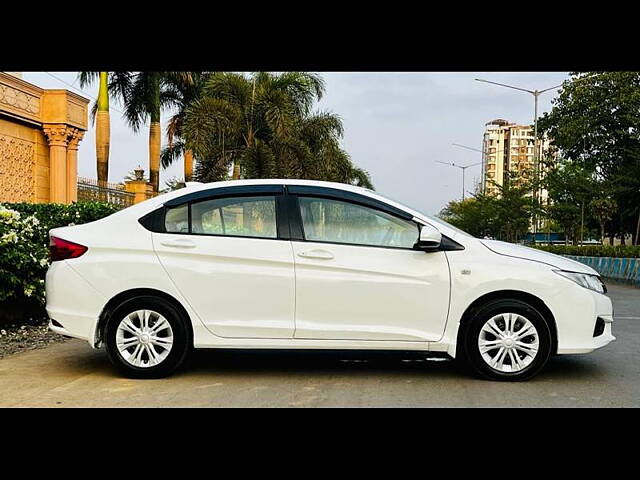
[298,249,334,260]
[160,238,196,248]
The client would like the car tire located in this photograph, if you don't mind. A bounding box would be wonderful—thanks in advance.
[460,298,552,381]
[104,296,192,379]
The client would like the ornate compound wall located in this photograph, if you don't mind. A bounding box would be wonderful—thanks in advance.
[0,132,36,201]
[0,72,88,204]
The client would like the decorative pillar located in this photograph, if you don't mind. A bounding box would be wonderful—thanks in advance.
[43,124,69,203]
[124,166,154,205]
[66,128,84,203]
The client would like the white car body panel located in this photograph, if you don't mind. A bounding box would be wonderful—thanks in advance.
[437,240,614,357]
[152,232,296,339]
[44,179,615,359]
[291,240,450,341]
[46,260,107,341]
[480,239,598,275]
[47,217,202,347]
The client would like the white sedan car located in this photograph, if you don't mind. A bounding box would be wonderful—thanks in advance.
[46,180,615,381]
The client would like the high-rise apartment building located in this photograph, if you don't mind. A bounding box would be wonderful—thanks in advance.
[481,119,553,199]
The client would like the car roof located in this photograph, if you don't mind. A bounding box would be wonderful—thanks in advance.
[156,179,376,207]
[183,178,374,194]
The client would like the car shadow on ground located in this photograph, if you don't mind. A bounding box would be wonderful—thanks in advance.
[176,349,606,383]
[60,345,607,383]
[541,354,609,381]
[187,349,458,376]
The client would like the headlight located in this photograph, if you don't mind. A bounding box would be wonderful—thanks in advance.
[553,270,607,294]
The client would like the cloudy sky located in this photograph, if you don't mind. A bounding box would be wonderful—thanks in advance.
[24,72,569,215]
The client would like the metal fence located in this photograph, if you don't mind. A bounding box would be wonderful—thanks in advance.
[77,177,134,209]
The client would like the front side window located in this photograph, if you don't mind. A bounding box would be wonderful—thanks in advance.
[191,196,277,238]
[298,196,418,248]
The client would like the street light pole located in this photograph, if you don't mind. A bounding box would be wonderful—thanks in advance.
[452,143,490,193]
[436,160,482,201]
[475,78,562,234]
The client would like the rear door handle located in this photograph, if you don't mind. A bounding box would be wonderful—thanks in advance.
[160,238,196,248]
[297,249,334,260]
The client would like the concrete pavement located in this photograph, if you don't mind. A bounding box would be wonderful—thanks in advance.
[1,283,638,407]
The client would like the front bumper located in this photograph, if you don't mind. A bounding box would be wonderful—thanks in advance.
[551,284,615,354]
[557,315,615,354]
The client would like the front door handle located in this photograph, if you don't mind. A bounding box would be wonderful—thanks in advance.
[160,238,196,248]
[298,249,334,260]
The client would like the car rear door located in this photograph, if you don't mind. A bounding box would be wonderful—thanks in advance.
[151,185,296,339]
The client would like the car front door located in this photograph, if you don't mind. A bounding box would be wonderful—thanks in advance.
[288,188,450,342]
[152,185,295,339]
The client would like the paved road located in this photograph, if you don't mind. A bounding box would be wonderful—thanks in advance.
[1,283,638,407]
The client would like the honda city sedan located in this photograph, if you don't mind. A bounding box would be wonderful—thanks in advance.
[45,180,615,380]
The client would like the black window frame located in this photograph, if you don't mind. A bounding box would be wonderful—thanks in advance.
[138,183,464,251]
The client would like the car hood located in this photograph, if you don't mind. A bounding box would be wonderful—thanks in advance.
[480,240,599,275]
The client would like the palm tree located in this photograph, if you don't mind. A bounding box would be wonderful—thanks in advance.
[160,72,208,182]
[285,110,373,188]
[182,72,372,188]
[78,72,132,187]
[122,72,192,192]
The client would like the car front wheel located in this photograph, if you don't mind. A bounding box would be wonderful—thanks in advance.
[104,296,191,379]
[461,299,552,381]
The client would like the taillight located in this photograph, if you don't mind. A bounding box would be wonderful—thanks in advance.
[49,236,88,261]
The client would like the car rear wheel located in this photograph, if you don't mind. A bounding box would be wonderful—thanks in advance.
[461,298,552,381]
[104,296,191,379]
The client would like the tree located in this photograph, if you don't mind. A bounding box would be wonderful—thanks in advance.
[438,172,531,242]
[491,172,532,242]
[160,72,208,182]
[537,72,640,244]
[182,72,373,188]
[590,196,617,244]
[160,176,186,193]
[78,72,133,186]
[543,159,594,244]
[438,197,491,238]
[122,72,192,193]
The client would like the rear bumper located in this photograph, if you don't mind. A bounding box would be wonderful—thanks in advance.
[47,318,88,341]
[45,261,106,346]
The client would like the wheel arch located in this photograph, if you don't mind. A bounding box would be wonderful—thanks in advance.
[94,288,193,348]
[455,289,558,355]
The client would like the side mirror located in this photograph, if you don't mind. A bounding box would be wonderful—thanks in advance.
[416,224,442,252]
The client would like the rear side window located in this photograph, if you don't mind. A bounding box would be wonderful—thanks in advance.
[191,196,277,238]
[164,204,188,233]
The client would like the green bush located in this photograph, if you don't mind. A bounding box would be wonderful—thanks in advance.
[0,202,118,317]
[533,244,640,258]
[0,205,49,306]
[5,202,119,249]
